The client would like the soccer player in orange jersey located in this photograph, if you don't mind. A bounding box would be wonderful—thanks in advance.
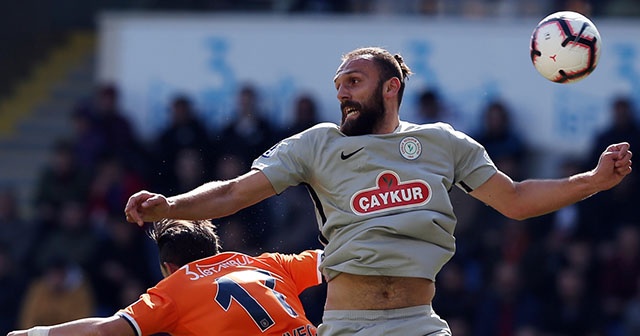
[9,219,323,336]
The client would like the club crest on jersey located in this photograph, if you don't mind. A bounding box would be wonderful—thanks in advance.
[399,136,421,160]
[350,170,431,215]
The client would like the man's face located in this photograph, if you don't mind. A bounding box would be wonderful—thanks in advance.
[334,57,386,136]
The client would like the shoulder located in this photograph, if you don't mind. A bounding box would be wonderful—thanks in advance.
[398,121,462,138]
[300,122,340,136]
[279,122,341,144]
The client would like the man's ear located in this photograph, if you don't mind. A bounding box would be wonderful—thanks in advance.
[161,262,181,277]
[384,77,401,97]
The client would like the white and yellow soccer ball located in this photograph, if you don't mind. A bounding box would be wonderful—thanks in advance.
[530,11,602,84]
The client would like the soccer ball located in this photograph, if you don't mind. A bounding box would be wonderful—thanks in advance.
[530,11,601,83]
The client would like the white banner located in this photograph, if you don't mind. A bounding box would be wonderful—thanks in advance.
[97,13,640,174]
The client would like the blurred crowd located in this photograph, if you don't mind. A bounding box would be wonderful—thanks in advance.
[0,79,639,336]
[111,0,640,18]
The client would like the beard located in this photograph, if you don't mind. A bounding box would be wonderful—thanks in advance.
[339,83,386,136]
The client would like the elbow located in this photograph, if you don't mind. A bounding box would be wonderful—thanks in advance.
[506,212,531,221]
[498,205,531,221]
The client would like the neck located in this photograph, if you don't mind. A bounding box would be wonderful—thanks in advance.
[372,112,400,134]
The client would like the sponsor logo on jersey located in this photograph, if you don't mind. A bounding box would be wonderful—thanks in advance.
[183,253,254,280]
[261,141,281,158]
[340,147,364,160]
[399,136,421,160]
[350,170,431,215]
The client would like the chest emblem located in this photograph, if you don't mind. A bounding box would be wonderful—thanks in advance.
[350,171,431,215]
[399,136,421,160]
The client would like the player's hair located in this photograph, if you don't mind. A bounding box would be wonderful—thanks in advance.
[148,219,222,267]
[342,47,413,106]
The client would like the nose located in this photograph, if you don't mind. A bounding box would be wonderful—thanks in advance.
[336,85,350,102]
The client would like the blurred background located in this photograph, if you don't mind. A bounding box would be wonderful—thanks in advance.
[1,0,640,335]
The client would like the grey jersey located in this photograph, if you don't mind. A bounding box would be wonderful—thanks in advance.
[252,121,497,281]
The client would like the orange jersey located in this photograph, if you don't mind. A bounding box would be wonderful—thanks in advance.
[118,250,323,336]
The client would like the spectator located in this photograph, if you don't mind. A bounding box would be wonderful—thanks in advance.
[412,88,458,127]
[263,182,322,254]
[601,0,640,17]
[600,224,640,327]
[17,256,95,329]
[551,0,594,16]
[88,216,157,316]
[215,83,278,168]
[34,200,99,273]
[520,221,573,298]
[279,93,321,138]
[86,155,147,225]
[68,105,107,173]
[0,245,27,335]
[623,274,640,336]
[540,267,603,335]
[582,97,640,233]
[0,186,36,266]
[160,147,209,195]
[473,261,540,336]
[85,83,148,175]
[562,239,599,294]
[152,95,213,192]
[473,99,527,179]
[587,97,640,168]
[32,139,90,228]
[447,317,471,336]
[432,261,476,325]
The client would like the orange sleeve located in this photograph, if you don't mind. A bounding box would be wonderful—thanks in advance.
[118,287,178,336]
[267,249,324,294]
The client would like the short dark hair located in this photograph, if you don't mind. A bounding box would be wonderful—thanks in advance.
[148,219,222,267]
[342,47,413,106]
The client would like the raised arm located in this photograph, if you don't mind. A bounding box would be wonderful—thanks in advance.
[470,142,632,220]
[7,315,134,336]
[125,169,276,226]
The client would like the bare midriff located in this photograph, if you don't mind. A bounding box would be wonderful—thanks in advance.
[325,273,435,310]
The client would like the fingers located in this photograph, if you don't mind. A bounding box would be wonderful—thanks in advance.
[615,158,633,175]
[610,145,632,176]
[124,191,153,226]
[607,142,631,159]
[617,143,631,160]
[125,212,143,227]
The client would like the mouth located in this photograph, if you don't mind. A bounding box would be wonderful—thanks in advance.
[345,107,359,117]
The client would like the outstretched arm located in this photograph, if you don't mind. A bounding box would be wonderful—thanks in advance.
[8,315,134,336]
[470,142,632,220]
[125,169,277,226]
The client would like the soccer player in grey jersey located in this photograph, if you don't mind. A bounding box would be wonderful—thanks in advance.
[125,47,633,335]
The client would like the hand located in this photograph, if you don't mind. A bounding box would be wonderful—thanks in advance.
[593,142,633,191]
[124,190,171,226]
